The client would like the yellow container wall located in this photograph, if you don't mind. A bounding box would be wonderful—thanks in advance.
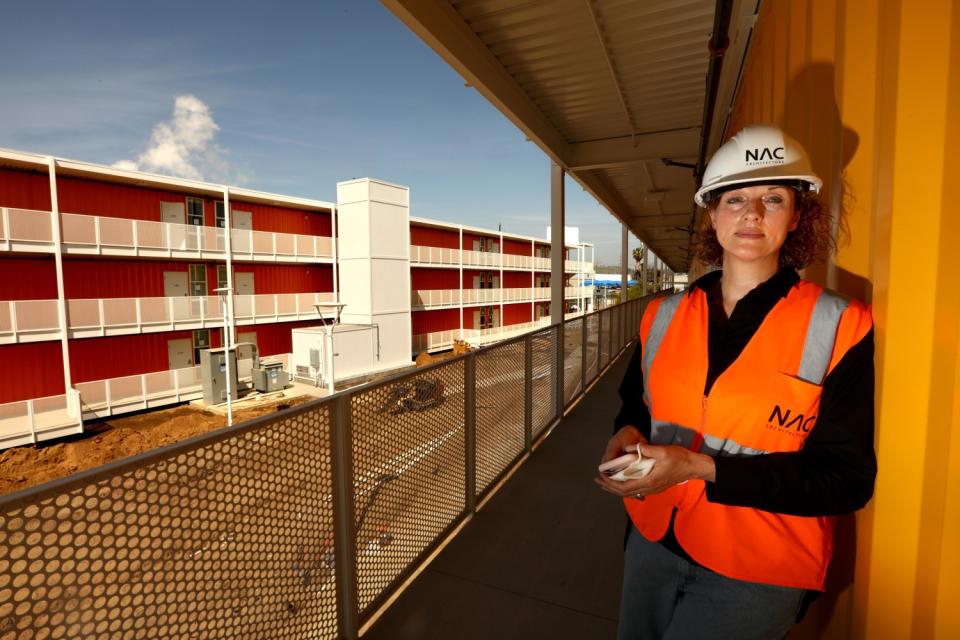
[726,0,960,637]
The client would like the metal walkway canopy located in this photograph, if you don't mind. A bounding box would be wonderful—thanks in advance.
[381,0,759,273]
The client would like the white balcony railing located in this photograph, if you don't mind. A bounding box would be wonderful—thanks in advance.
[410,245,579,273]
[0,389,83,449]
[0,293,335,343]
[409,245,461,265]
[0,354,295,450]
[410,286,590,309]
[0,208,333,262]
[72,353,292,420]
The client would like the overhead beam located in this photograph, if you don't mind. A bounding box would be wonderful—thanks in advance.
[567,128,700,170]
[382,0,570,165]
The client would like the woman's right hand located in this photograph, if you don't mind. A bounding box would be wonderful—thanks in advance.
[600,425,647,464]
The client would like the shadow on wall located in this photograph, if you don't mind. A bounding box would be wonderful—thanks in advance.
[781,62,872,304]
[781,63,874,639]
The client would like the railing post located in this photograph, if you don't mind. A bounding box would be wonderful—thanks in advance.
[331,393,359,639]
[554,323,564,419]
[464,352,477,514]
[607,308,613,365]
[27,399,36,445]
[524,334,532,451]
[581,313,588,390]
[99,299,105,336]
[598,308,604,368]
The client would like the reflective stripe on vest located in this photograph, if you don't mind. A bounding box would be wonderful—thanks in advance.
[651,419,769,457]
[642,292,683,408]
[798,290,850,384]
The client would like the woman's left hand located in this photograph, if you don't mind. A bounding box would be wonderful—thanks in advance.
[594,444,716,499]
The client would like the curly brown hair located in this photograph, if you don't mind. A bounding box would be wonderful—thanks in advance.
[692,189,835,269]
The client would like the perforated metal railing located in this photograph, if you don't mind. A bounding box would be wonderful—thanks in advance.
[0,295,661,639]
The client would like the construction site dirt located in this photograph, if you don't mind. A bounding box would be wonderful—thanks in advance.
[0,396,312,496]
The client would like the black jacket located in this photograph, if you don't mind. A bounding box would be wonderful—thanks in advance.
[614,269,877,516]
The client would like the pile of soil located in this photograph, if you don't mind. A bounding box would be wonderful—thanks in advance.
[0,397,309,496]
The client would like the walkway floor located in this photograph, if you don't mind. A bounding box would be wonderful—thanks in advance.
[364,344,635,640]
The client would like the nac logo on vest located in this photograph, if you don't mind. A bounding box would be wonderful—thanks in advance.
[744,147,785,166]
[765,405,816,438]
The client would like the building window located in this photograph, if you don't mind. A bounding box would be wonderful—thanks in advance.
[193,329,210,365]
[217,265,228,290]
[215,201,226,228]
[189,264,207,297]
[187,197,205,226]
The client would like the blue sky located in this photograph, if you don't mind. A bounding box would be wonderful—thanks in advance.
[1,0,646,265]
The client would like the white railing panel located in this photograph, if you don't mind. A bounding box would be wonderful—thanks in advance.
[0,302,12,334]
[75,380,107,409]
[138,297,171,325]
[102,298,138,327]
[98,217,135,247]
[9,208,53,243]
[275,233,296,256]
[60,213,97,245]
[254,294,277,317]
[143,370,177,398]
[108,375,144,405]
[135,220,166,249]
[14,300,59,332]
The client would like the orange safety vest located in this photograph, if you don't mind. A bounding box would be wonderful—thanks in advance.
[624,280,872,590]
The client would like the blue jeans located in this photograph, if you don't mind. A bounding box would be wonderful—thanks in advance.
[619,527,806,640]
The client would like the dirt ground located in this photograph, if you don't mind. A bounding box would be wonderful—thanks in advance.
[0,396,310,496]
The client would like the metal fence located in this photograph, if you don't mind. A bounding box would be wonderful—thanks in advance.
[0,295,656,639]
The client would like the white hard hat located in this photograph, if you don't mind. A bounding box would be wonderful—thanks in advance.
[694,124,822,207]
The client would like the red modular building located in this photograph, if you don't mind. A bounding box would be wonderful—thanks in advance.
[0,149,593,448]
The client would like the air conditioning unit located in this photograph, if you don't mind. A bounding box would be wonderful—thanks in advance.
[252,361,288,392]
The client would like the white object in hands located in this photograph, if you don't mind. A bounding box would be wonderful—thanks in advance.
[598,444,656,481]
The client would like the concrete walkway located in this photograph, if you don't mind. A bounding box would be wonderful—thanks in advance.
[364,344,636,640]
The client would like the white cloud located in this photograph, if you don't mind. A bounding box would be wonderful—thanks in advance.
[113,95,248,184]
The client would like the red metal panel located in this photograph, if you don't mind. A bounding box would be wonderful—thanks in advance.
[246,320,322,357]
[57,176,199,222]
[240,202,331,236]
[233,264,333,295]
[461,270,499,288]
[411,309,459,334]
[0,257,57,299]
[0,342,64,403]
[0,168,52,210]
[503,271,532,288]
[503,239,531,256]
[63,260,188,298]
[503,303,532,326]
[410,224,459,249]
[69,331,196,383]
[462,232,499,250]
[411,268,458,290]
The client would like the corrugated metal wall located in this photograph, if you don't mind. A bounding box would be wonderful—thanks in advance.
[502,303,531,325]
[232,264,333,295]
[0,169,331,235]
[503,271,532,288]
[63,260,186,298]
[247,320,322,357]
[502,238,531,256]
[0,168,52,210]
[411,268,459,289]
[411,309,459,334]
[0,257,57,299]
[410,224,459,248]
[58,177,200,223]
[0,342,64,403]
[462,232,498,249]
[69,331,202,383]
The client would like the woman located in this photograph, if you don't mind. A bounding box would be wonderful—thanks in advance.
[595,124,876,639]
